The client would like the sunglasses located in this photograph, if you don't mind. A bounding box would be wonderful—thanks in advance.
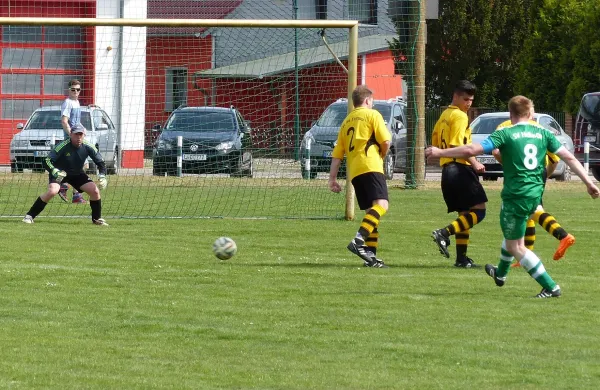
[70,88,81,92]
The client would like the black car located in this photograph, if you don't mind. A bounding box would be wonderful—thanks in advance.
[299,98,408,179]
[152,106,253,177]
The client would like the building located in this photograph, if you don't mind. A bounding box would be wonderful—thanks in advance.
[0,0,405,167]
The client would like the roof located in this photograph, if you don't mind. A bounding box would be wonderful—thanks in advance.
[195,34,397,79]
[147,0,243,35]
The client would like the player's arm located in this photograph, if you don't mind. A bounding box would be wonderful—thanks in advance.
[61,115,71,135]
[373,114,391,159]
[426,143,484,160]
[87,144,107,175]
[545,152,560,177]
[555,147,599,197]
[43,149,67,182]
[492,149,502,164]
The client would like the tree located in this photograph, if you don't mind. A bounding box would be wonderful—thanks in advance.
[417,0,534,108]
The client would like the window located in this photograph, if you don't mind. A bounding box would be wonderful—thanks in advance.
[1,99,40,119]
[2,48,41,69]
[316,0,327,19]
[348,0,377,24]
[2,74,41,94]
[165,68,188,112]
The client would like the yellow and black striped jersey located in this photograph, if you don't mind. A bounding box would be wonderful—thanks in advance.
[431,106,472,166]
[331,106,390,180]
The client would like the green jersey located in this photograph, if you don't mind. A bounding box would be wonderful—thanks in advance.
[487,122,562,200]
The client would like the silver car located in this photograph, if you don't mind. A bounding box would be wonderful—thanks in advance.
[10,105,120,174]
[470,112,574,181]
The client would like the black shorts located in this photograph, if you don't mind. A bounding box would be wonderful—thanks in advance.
[351,172,388,210]
[49,172,93,192]
[441,162,488,213]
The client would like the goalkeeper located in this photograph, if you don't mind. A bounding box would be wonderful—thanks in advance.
[22,124,109,226]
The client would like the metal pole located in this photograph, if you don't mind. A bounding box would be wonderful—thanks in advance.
[177,135,183,177]
[293,0,301,161]
[584,141,590,175]
[345,24,358,221]
[413,0,426,186]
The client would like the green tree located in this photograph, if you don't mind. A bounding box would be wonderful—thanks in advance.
[404,0,534,108]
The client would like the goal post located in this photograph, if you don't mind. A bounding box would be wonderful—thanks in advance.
[0,15,412,221]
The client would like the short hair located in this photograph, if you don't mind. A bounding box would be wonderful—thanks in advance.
[352,85,373,107]
[454,80,477,96]
[68,79,81,88]
[508,95,533,118]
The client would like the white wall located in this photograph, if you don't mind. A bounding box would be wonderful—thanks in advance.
[96,0,147,156]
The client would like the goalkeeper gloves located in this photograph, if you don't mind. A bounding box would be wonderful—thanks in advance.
[51,168,67,183]
[97,174,108,190]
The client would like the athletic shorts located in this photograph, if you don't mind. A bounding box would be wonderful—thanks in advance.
[351,172,388,210]
[49,172,93,192]
[500,197,542,240]
[441,162,488,213]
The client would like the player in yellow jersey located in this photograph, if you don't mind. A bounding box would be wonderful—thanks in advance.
[494,116,575,265]
[430,80,488,268]
[328,85,391,268]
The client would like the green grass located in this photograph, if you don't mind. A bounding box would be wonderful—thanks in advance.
[1,181,599,389]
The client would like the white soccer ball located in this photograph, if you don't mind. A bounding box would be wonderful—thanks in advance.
[213,237,237,260]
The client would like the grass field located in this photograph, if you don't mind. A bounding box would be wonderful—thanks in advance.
[1,180,599,389]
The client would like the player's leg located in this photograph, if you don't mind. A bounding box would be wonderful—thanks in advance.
[79,175,108,226]
[58,183,69,203]
[347,173,387,267]
[511,218,536,268]
[531,207,575,260]
[23,176,61,223]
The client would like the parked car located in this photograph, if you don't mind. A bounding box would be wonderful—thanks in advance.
[470,112,574,181]
[9,105,120,174]
[299,97,408,179]
[574,92,600,181]
[152,106,253,177]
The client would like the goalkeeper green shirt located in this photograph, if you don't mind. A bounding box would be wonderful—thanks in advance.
[482,122,563,200]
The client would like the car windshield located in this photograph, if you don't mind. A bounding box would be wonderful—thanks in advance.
[25,110,92,130]
[470,116,508,134]
[579,94,600,125]
[317,102,392,127]
[372,103,391,121]
[164,111,235,132]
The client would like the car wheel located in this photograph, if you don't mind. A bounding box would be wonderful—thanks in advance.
[11,162,23,173]
[555,165,571,182]
[383,153,394,180]
[592,166,600,182]
[106,147,119,175]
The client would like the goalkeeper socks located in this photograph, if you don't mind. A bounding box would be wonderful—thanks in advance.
[524,219,536,250]
[357,204,386,239]
[533,210,568,240]
[519,249,557,291]
[90,199,102,221]
[27,197,47,219]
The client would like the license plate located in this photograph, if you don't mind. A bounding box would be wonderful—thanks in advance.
[34,151,49,157]
[477,156,497,164]
[183,154,207,161]
[322,150,332,158]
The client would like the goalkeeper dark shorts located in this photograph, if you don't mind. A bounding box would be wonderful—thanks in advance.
[441,162,488,213]
[49,172,93,192]
[351,172,388,210]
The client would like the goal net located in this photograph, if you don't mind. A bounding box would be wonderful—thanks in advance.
[0,1,420,220]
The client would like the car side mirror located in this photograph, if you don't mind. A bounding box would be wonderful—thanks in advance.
[152,123,162,132]
[396,122,405,130]
[16,123,24,130]
[97,123,108,130]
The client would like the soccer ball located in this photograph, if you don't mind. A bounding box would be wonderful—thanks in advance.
[213,237,237,260]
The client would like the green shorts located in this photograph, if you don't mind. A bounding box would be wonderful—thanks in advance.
[499,197,542,240]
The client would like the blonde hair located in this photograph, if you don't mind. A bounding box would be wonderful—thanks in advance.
[508,95,533,118]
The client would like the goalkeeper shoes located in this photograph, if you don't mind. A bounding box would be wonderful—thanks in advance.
[92,218,109,226]
[22,215,34,224]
